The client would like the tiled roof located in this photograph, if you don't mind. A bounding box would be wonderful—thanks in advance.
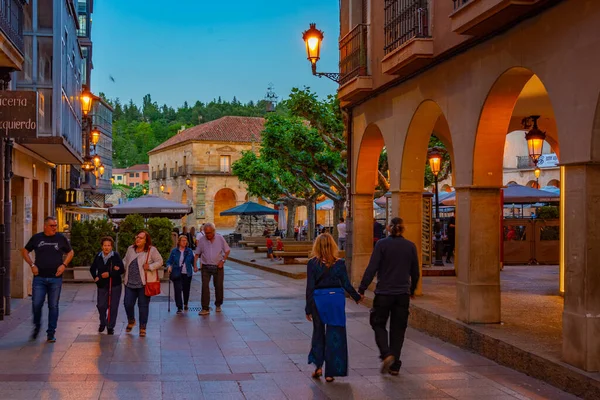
[112,164,149,174]
[149,116,265,154]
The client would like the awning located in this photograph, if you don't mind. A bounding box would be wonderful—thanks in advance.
[65,206,108,215]
[14,136,83,164]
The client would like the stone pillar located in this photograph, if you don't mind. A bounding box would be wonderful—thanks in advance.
[562,164,600,372]
[455,187,501,323]
[350,193,374,287]
[393,190,423,295]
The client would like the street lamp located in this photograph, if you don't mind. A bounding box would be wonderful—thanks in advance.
[523,115,546,165]
[92,154,101,168]
[91,129,100,146]
[81,92,93,115]
[142,187,147,195]
[534,166,541,188]
[98,164,105,176]
[428,147,445,266]
[185,177,191,187]
[302,23,340,83]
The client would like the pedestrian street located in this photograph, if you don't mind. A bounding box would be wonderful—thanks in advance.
[0,262,578,399]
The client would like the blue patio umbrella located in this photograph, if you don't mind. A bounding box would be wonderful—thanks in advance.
[220,201,278,235]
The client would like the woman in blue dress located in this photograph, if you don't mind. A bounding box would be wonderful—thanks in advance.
[305,233,362,382]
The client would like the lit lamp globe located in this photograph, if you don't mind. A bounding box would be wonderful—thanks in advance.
[302,23,324,67]
[185,177,191,186]
[160,184,165,192]
[428,149,443,177]
[142,187,147,195]
[534,167,541,179]
[91,129,100,146]
[81,92,93,115]
[525,116,546,164]
[98,164,105,176]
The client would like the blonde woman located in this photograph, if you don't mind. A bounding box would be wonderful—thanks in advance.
[305,233,361,383]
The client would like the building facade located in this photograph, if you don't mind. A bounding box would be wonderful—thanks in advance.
[338,0,600,372]
[148,116,264,229]
[111,164,149,187]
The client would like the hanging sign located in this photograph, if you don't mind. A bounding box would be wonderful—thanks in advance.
[0,91,38,139]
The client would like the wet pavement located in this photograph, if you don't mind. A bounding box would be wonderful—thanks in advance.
[0,262,580,399]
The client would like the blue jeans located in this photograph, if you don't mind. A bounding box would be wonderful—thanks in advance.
[32,276,63,336]
[124,286,150,327]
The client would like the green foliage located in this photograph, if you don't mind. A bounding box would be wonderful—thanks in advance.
[128,181,149,199]
[70,219,115,266]
[116,214,145,256]
[111,94,274,168]
[147,217,175,261]
[537,206,559,220]
[424,136,453,188]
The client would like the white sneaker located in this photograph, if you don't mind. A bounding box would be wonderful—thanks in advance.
[199,309,210,316]
[216,306,222,312]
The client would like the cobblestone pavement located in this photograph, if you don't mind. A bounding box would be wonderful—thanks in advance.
[0,262,579,399]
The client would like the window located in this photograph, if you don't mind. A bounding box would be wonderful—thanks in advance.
[136,183,140,187]
[129,173,135,178]
[220,155,231,173]
[136,173,139,177]
[117,176,122,181]
[77,15,88,37]
[129,183,134,187]
[38,36,53,85]
[38,0,53,31]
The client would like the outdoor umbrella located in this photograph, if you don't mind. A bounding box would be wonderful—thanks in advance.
[108,195,193,219]
[219,201,278,236]
[440,184,559,206]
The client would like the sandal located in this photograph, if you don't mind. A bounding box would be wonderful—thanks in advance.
[311,368,322,379]
[325,377,335,383]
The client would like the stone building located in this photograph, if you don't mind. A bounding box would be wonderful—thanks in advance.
[148,116,265,229]
[335,0,600,372]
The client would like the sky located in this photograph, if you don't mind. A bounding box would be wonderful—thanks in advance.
[91,0,340,108]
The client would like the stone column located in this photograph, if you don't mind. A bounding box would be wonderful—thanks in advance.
[393,190,423,295]
[455,186,501,323]
[350,194,374,287]
[562,164,600,372]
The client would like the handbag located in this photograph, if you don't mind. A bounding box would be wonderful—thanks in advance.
[312,261,346,327]
[144,248,161,297]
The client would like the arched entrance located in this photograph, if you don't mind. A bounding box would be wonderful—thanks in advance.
[214,188,237,228]
[469,69,561,324]
[398,100,456,296]
[352,124,386,286]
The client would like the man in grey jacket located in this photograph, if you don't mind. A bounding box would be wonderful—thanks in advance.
[359,217,419,376]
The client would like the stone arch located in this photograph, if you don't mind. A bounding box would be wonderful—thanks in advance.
[355,123,386,194]
[214,188,237,228]
[507,181,518,185]
[441,184,452,193]
[526,180,540,189]
[547,179,560,188]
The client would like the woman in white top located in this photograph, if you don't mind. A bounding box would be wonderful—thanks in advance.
[122,230,163,337]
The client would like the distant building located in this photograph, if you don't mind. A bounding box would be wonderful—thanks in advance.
[148,116,265,228]
[111,164,149,187]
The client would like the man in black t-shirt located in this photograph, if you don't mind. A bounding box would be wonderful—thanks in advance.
[21,216,74,343]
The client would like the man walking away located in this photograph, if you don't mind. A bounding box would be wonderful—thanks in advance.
[359,217,419,376]
[194,223,230,315]
[21,216,74,343]
[337,217,347,250]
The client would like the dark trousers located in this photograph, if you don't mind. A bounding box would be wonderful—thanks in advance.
[173,275,193,309]
[446,240,455,262]
[201,268,224,310]
[370,294,410,371]
[97,284,122,329]
[308,304,349,377]
[124,286,150,327]
[32,276,63,336]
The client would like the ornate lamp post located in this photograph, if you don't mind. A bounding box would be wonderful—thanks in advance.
[81,92,105,182]
[534,166,541,188]
[302,23,340,83]
[428,147,445,266]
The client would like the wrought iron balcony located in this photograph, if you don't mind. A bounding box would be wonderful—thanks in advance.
[384,0,431,55]
[339,24,368,87]
[0,0,24,54]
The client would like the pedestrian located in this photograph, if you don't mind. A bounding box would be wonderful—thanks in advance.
[189,227,197,250]
[166,234,195,314]
[337,217,346,250]
[373,219,384,243]
[89,236,124,335]
[294,226,299,240]
[445,216,455,263]
[21,216,74,343]
[276,237,284,261]
[305,233,362,383]
[266,235,275,262]
[194,222,230,316]
[359,217,419,376]
[122,230,163,337]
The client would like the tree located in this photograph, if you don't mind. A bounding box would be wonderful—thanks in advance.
[128,181,149,199]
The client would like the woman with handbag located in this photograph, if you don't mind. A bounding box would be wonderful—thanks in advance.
[305,233,362,383]
[166,235,195,314]
[122,230,163,337]
[89,236,124,335]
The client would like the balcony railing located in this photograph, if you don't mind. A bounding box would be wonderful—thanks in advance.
[0,0,24,53]
[452,0,470,10]
[384,0,430,55]
[339,24,368,86]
